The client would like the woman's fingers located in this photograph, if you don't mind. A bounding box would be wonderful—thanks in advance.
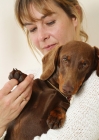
[7,74,34,101]
[2,74,34,119]
[7,74,33,115]
[0,74,34,130]
[9,85,32,120]
[7,75,33,123]
[11,78,33,112]
[0,79,18,96]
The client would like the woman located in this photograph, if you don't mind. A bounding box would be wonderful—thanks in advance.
[0,0,99,140]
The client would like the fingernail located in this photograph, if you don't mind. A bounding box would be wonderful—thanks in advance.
[29,74,34,79]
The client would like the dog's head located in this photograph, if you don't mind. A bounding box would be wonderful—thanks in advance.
[41,41,99,96]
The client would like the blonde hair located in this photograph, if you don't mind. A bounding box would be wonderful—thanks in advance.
[15,0,88,55]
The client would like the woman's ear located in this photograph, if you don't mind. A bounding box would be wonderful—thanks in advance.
[72,5,82,27]
[75,5,82,22]
[94,46,99,76]
[72,17,78,28]
[40,46,62,80]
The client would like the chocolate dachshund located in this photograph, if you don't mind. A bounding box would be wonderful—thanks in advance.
[5,41,99,140]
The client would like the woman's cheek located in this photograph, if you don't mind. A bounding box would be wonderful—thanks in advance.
[30,35,38,47]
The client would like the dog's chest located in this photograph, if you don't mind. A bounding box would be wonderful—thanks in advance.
[7,79,66,140]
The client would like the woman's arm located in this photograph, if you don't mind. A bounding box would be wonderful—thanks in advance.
[34,71,99,140]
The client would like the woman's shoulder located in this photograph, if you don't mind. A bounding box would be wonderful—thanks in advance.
[73,70,99,109]
[82,71,99,93]
[88,71,99,82]
[71,70,99,101]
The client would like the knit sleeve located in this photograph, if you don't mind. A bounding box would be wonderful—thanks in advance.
[34,71,99,140]
[0,131,7,140]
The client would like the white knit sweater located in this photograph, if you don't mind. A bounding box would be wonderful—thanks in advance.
[34,71,99,140]
[1,71,99,140]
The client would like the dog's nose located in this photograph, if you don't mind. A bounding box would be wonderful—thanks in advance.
[62,85,74,95]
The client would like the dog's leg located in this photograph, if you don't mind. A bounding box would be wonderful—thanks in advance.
[46,107,66,129]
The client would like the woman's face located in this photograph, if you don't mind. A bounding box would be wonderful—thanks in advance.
[24,2,79,55]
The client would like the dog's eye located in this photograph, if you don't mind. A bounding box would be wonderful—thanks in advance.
[78,61,89,70]
[82,60,89,68]
[63,58,68,62]
[82,62,88,67]
[62,56,70,63]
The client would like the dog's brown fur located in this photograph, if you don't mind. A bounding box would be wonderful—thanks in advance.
[5,41,99,140]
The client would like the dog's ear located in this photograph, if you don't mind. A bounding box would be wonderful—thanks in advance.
[94,46,99,76]
[40,46,62,80]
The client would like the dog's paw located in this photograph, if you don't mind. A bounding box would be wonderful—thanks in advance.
[46,107,66,129]
[8,68,27,84]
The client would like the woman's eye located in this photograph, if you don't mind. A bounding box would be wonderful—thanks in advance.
[46,20,56,26]
[30,27,37,33]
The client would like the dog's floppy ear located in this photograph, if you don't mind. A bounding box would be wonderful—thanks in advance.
[94,46,99,76]
[40,46,62,80]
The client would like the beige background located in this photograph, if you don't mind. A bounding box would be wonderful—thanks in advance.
[0,0,99,88]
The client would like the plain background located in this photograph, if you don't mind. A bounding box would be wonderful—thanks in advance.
[0,0,99,88]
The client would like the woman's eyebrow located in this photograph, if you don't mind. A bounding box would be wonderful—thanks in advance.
[23,13,55,26]
[23,23,33,26]
[23,15,48,26]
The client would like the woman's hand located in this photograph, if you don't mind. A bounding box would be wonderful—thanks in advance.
[0,74,34,137]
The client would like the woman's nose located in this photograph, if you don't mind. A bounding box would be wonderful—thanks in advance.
[37,27,50,42]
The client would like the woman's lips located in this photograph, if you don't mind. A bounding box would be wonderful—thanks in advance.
[43,44,57,51]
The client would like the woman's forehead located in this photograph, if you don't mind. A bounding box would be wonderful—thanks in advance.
[21,1,64,24]
[21,1,56,23]
[30,4,54,18]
